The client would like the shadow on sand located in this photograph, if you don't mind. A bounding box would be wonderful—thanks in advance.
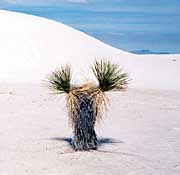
[50,137,124,149]
[49,137,146,160]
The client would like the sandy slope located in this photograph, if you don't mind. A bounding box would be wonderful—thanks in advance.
[0,10,180,175]
[0,10,180,90]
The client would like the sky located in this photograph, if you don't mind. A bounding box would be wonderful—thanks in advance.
[1,0,180,54]
[0,0,179,5]
[1,0,88,5]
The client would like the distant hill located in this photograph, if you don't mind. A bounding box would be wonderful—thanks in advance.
[131,49,170,55]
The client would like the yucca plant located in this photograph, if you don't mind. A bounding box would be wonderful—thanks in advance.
[47,60,129,151]
[92,60,129,92]
[47,65,72,94]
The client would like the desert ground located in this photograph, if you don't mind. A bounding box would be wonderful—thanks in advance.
[0,10,180,175]
[0,85,180,175]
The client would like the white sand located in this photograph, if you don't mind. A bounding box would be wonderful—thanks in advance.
[0,10,180,90]
[0,10,180,175]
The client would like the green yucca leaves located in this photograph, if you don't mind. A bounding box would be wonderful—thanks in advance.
[47,65,72,94]
[92,60,129,92]
[47,60,129,94]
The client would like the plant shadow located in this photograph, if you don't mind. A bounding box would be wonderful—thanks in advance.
[50,137,124,149]
[49,137,146,159]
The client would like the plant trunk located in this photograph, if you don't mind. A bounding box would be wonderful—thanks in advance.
[72,93,98,151]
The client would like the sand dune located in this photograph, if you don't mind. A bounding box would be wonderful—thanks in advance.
[0,10,179,90]
[0,10,180,175]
